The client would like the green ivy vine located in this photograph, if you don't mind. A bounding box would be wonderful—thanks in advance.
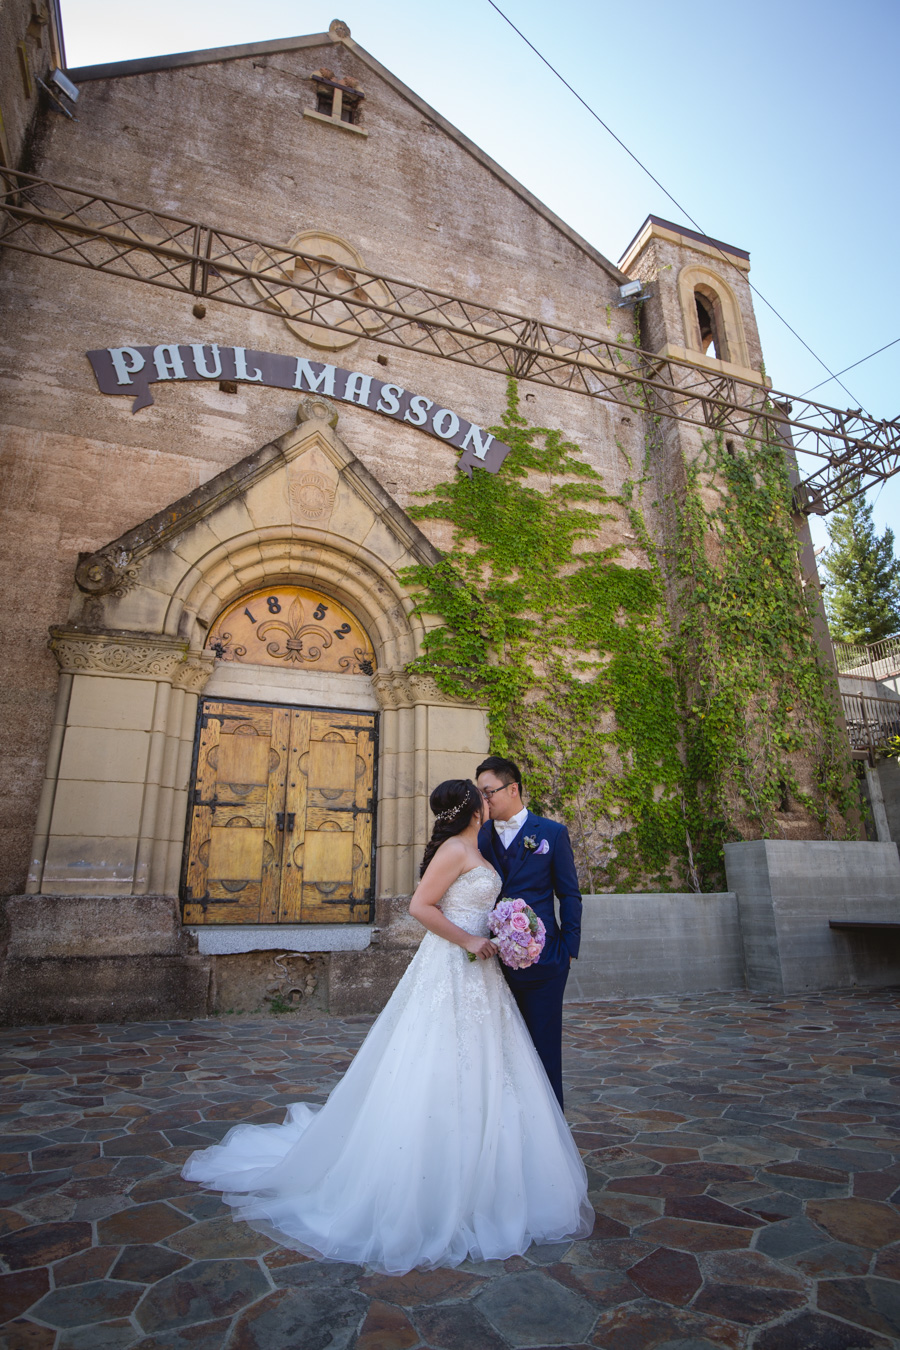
[401,379,858,892]
[666,427,859,881]
[402,379,686,891]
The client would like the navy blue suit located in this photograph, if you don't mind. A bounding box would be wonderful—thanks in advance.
[478,812,582,1108]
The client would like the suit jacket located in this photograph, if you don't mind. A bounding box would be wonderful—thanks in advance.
[478,811,582,980]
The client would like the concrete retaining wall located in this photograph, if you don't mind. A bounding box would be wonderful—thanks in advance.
[0,894,211,1023]
[878,758,900,842]
[565,892,744,1001]
[2,841,899,1022]
[724,840,900,995]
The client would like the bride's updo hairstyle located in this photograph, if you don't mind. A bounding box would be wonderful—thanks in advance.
[419,779,482,877]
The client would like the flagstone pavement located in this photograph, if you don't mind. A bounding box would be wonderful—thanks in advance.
[2,989,900,1349]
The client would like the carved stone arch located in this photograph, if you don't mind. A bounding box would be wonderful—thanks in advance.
[677,264,750,371]
[166,529,423,672]
[31,400,488,904]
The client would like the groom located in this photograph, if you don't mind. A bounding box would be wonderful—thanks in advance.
[476,756,582,1109]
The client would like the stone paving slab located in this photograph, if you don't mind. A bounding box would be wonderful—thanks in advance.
[1,989,899,1347]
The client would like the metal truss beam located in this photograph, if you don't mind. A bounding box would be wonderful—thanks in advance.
[2,169,897,514]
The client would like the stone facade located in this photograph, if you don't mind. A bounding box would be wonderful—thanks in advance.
[0,16,865,1022]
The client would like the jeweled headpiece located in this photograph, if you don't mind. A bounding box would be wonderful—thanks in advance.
[435,801,465,822]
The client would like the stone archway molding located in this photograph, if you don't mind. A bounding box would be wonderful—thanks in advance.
[29,396,489,903]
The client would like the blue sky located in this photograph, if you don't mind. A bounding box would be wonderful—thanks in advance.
[61,0,899,555]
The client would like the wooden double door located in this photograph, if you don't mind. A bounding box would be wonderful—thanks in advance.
[182,699,376,925]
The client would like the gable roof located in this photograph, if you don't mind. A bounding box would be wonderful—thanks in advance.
[66,26,627,285]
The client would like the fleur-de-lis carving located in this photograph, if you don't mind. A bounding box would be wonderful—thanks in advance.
[207,630,246,661]
[339,646,376,675]
[257,597,333,663]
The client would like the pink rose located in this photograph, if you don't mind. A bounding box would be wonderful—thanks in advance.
[510,912,530,933]
[526,941,541,960]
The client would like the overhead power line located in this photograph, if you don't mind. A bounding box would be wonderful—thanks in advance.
[800,337,900,398]
[485,0,868,414]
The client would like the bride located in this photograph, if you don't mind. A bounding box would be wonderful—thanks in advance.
[182,778,594,1274]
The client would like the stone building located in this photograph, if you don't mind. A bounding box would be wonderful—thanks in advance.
[0,8,862,1022]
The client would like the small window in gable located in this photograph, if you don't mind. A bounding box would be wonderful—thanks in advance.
[310,68,364,126]
[694,287,728,361]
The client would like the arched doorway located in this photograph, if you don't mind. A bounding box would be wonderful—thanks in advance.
[182,584,378,926]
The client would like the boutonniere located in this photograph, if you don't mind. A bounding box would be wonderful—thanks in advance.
[523,836,549,855]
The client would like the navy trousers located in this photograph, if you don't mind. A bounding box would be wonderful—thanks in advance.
[504,962,570,1109]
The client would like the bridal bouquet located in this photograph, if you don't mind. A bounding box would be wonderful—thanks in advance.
[468,897,546,969]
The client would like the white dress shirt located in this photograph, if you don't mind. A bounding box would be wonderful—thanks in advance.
[494,804,529,848]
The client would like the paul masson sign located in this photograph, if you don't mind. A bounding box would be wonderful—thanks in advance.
[86,344,511,476]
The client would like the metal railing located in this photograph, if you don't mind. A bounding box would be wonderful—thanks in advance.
[2,167,899,516]
[834,634,900,682]
[841,689,900,756]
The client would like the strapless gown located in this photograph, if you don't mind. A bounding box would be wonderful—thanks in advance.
[181,865,594,1274]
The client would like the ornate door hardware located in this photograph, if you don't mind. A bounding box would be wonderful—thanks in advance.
[182,699,376,925]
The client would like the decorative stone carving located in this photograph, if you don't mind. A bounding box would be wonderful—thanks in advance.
[372,670,479,710]
[49,627,188,679]
[407,673,476,706]
[329,18,351,39]
[75,545,141,597]
[371,672,410,709]
[251,230,389,351]
[171,656,215,694]
[297,394,339,427]
[289,469,337,522]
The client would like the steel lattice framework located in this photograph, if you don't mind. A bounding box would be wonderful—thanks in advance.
[2,168,897,514]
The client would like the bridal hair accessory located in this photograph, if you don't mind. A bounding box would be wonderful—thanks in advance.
[467,897,546,967]
[435,801,465,822]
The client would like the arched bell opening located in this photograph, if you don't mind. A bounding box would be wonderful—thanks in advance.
[694,285,728,362]
[677,264,750,371]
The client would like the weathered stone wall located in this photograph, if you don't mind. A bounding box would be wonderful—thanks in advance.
[0,0,63,170]
[0,27,647,896]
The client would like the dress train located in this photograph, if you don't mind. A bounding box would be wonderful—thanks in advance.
[182,865,594,1274]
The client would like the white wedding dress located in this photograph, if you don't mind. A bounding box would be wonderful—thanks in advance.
[182,865,594,1274]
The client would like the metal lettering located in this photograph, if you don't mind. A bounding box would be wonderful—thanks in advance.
[233,347,264,382]
[152,344,187,380]
[191,343,223,379]
[343,371,373,406]
[432,408,460,440]
[108,346,145,386]
[461,424,495,461]
[86,346,513,474]
[376,383,403,415]
[293,359,335,396]
[404,395,433,427]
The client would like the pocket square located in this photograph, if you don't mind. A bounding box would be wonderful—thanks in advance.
[524,835,549,855]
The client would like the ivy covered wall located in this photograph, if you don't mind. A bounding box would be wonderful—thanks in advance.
[403,381,857,893]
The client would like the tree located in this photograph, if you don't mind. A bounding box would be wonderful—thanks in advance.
[819,480,900,645]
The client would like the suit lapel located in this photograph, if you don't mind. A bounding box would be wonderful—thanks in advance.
[480,825,503,878]
[501,812,538,893]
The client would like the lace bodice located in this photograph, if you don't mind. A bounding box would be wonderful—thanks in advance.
[439,864,502,935]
